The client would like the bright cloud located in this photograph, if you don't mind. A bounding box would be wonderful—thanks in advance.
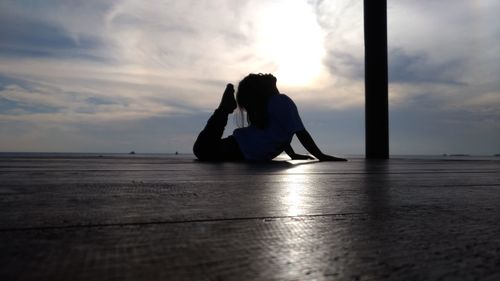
[0,0,499,154]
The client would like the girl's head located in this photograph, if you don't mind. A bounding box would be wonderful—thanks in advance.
[236,73,279,128]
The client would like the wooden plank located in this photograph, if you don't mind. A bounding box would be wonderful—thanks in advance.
[1,211,499,280]
[1,155,500,280]
[1,157,500,229]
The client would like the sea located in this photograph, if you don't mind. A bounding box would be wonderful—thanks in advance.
[0,152,499,161]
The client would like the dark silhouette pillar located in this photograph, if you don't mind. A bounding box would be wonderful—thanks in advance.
[364,0,389,159]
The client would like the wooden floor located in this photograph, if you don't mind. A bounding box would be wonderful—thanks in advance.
[1,154,500,280]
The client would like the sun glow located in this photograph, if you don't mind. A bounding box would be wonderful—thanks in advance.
[254,0,326,87]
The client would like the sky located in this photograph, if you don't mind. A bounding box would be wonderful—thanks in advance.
[0,0,499,156]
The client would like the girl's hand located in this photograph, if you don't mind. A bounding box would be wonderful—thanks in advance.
[317,154,347,161]
[289,153,314,160]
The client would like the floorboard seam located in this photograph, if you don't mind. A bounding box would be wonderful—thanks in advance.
[0,212,367,232]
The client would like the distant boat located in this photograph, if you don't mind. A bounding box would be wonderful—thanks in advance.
[494,154,500,157]
[129,151,136,155]
[449,154,469,157]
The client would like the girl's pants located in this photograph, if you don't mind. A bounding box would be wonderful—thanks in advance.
[193,109,245,161]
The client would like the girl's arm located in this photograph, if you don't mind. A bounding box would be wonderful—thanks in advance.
[284,144,314,160]
[296,129,347,161]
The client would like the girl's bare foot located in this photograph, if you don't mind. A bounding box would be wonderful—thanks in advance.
[218,84,237,113]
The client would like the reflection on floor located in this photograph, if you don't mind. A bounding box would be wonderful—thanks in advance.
[1,155,500,280]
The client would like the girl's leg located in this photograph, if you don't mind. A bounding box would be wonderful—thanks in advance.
[193,108,227,159]
[193,109,244,161]
[193,84,244,161]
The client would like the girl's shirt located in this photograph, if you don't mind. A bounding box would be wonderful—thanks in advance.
[232,94,304,161]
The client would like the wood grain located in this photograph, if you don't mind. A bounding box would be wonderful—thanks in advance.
[1,155,499,280]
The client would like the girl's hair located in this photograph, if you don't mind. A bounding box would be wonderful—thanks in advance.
[236,73,278,129]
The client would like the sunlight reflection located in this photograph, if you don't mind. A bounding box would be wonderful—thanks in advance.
[280,163,313,216]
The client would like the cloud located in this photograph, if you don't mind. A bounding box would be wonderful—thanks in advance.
[388,48,465,86]
[0,0,498,154]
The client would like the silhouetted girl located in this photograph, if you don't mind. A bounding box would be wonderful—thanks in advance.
[193,73,346,162]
